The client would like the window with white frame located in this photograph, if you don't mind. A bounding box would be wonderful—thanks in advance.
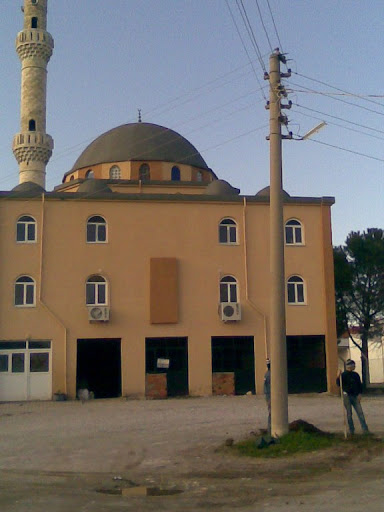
[85,169,94,179]
[287,275,305,304]
[86,275,107,305]
[285,219,304,245]
[220,276,238,303]
[109,165,121,179]
[16,215,36,243]
[219,218,237,244]
[15,276,35,306]
[87,216,107,243]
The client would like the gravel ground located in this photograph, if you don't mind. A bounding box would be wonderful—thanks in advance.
[0,394,383,511]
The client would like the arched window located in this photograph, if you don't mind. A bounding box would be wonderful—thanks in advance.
[15,276,35,306]
[29,119,36,132]
[219,218,237,244]
[139,163,150,181]
[109,165,121,179]
[220,276,238,303]
[285,219,304,245]
[171,166,181,181]
[287,275,306,304]
[196,171,203,182]
[70,175,74,181]
[16,215,36,242]
[86,275,107,305]
[85,169,94,179]
[87,215,107,243]
[31,17,38,29]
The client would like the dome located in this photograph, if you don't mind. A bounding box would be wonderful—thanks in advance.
[12,181,45,194]
[256,186,290,198]
[205,179,240,196]
[77,180,112,194]
[71,122,209,171]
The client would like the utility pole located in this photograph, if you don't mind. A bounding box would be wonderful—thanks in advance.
[265,49,291,437]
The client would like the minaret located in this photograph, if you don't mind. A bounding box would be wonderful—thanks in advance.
[12,0,54,189]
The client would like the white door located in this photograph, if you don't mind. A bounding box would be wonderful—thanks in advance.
[0,341,51,401]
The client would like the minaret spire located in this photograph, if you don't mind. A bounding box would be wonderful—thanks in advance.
[13,0,54,189]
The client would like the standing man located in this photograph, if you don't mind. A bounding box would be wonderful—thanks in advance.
[337,359,369,435]
[264,358,271,434]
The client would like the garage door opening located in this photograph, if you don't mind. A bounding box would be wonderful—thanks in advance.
[212,336,255,395]
[287,335,326,393]
[77,339,121,399]
[145,337,188,397]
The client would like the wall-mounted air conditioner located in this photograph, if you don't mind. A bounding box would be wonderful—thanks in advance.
[220,302,241,321]
[88,306,110,322]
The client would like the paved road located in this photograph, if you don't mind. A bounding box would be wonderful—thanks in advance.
[0,394,383,511]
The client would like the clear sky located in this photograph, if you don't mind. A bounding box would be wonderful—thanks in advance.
[1,0,383,246]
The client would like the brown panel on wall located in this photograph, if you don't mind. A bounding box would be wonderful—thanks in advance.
[150,258,178,324]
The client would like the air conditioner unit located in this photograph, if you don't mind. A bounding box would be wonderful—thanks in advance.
[88,306,110,322]
[220,302,241,321]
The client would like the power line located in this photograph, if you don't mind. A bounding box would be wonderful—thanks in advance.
[236,0,267,73]
[290,80,384,118]
[294,108,384,142]
[295,103,384,136]
[255,0,273,52]
[290,89,384,99]
[293,71,384,109]
[225,0,267,100]
[309,138,384,163]
[266,0,283,53]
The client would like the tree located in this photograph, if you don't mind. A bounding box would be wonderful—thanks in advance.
[334,228,384,388]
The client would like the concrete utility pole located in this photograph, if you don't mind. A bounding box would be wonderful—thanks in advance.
[265,49,291,437]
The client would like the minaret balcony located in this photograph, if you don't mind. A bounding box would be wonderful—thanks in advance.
[16,29,54,61]
[13,132,54,164]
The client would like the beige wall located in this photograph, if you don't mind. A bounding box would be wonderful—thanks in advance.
[0,195,337,398]
[64,161,212,184]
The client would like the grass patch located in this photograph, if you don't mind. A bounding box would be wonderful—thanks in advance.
[233,430,383,458]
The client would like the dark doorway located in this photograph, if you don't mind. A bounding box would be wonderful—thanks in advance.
[146,337,188,397]
[77,338,121,398]
[212,336,255,394]
[286,335,326,393]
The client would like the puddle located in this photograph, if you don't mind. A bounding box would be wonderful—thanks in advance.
[97,486,183,497]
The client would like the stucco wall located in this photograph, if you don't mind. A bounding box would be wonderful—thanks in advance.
[0,195,337,398]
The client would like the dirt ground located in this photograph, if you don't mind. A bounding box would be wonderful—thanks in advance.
[0,394,383,511]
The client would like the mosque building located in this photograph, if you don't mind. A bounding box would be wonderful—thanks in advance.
[0,0,338,401]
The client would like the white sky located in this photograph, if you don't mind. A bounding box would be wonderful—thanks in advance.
[1,0,383,246]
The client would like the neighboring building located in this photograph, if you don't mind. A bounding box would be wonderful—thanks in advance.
[338,328,384,385]
[0,1,338,401]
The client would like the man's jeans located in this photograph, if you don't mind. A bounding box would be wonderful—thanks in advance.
[343,393,369,434]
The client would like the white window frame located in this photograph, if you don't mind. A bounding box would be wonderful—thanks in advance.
[219,218,238,245]
[14,276,36,307]
[287,275,306,305]
[109,165,121,179]
[285,219,304,246]
[86,215,107,243]
[86,276,108,306]
[16,215,37,243]
[220,275,238,303]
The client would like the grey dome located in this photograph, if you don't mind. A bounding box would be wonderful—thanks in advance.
[205,179,240,196]
[12,181,45,193]
[256,186,290,198]
[77,180,112,194]
[71,122,209,171]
